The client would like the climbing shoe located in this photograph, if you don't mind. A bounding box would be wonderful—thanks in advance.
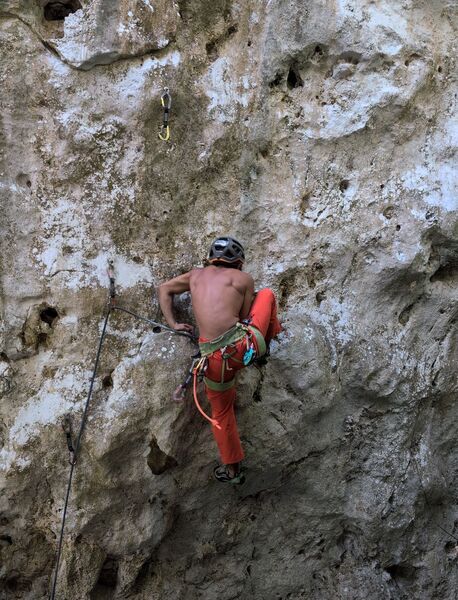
[213,465,245,485]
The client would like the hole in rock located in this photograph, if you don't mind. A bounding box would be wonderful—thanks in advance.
[380,183,385,189]
[0,534,13,545]
[91,555,118,598]
[147,437,177,475]
[430,257,458,283]
[404,53,421,67]
[339,179,350,192]
[269,72,283,88]
[40,306,59,326]
[396,224,401,231]
[445,541,458,557]
[306,261,324,290]
[43,0,82,21]
[437,66,443,73]
[340,51,360,65]
[252,379,263,403]
[205,40,218,60]
[313,45,324,57]
[247,40,252,46]
[299,191,311,217]
[102,372,113,389]
[5,577,32,593]
[384,563,416,581]
[382,205,394,219]
[132,559,152,594]
[37,332,49,346]
[398,303,414,325]
[315,290,326,304]
[287,65,303,89]
[205,24,237,60]
[278,268,299,307]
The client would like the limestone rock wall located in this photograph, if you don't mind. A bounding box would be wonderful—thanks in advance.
[0,1,457,599]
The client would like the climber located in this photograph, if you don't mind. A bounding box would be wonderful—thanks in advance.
[158,237,282,484]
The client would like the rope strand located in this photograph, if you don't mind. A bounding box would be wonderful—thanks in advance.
[49,307,111,600]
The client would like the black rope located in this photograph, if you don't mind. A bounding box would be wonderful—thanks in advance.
[49,265,197,598]
[49,307,111,600]
[111,305,197,343]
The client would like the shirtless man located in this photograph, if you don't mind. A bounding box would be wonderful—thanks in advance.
[158,237,282,483]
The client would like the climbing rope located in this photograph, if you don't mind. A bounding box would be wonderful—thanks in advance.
[49,301,111,600]
[158,87,171,141]
[192,357,221,429]
[49,261,195,599]
[112,305,195,341]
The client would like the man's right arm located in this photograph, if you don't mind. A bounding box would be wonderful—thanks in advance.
[158,271,193,332]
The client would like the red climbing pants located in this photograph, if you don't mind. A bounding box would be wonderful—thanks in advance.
[200,288,282,465]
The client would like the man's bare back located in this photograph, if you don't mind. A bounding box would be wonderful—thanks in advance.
[158,265,255,340]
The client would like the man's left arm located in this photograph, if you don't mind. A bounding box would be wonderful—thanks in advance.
[158,271,194,332]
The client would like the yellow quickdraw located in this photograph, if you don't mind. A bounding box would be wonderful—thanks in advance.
[159,88,171,141]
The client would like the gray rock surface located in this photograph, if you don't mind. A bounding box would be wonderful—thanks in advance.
[0,1,457,598]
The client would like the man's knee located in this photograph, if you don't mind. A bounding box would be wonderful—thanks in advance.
[256,287,275,299]
[255,287,276,305]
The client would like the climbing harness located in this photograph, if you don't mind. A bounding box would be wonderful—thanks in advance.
[198,321,266,392]
[49,261,196,600]
[158,88,171,141]
[182,321,268,431]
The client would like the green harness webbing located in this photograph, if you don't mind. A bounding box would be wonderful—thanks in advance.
[199,323,267,391]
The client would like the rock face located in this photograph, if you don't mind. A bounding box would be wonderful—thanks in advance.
[0,1,457,598]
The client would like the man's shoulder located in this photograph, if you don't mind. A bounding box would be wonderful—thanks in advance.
[189,267,204,279]
[238,270,254,283]
[233,269,254,290]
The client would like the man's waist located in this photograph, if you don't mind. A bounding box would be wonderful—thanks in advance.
[198,322,265,357]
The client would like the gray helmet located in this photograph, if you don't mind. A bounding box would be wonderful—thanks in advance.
[208,237,245,265]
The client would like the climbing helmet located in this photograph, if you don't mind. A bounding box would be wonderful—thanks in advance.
[208,237,245,266]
